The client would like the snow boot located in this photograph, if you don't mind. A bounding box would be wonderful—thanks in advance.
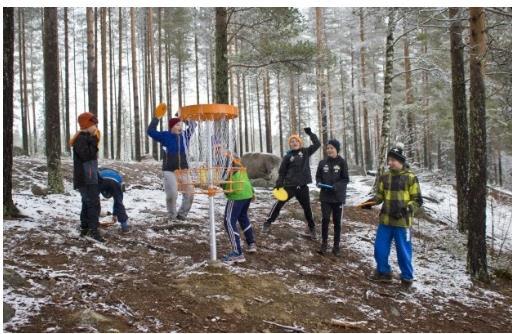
[89,229,105,243]
[80,228,89,237]
[368,271,392,283]
[262,221,271,234]
[332,246,341,257]
[308,226,317,240]
[400,278,413,288]
[318,241,328,255]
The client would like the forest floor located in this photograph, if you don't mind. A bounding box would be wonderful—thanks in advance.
[3,156,512,332]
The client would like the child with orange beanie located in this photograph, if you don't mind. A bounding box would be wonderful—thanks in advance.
[262,127,320,239]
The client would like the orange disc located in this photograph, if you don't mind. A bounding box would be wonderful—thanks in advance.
[179,104,239,121]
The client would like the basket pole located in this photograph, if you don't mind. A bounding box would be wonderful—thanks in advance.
[206,119,217,261]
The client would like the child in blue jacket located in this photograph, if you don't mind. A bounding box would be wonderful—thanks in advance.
[99,168,129,232]
[147,105,196,221]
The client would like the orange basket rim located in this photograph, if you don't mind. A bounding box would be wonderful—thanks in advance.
[178,104,239,121]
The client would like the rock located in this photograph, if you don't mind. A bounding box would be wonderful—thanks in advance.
[241,153,281,181]
[73,309,112,327]
[31,184,48,196]
[4,268,29,288]
[3,302,15,322]
[251,178,274,188]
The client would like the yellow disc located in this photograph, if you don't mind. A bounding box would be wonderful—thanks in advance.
[179,104,239,121]
[155,102,168,118]
[272,187,288,202]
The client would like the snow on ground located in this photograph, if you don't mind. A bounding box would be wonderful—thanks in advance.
[3,157,512,331]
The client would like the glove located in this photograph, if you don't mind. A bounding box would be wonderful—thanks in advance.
[154,102,167,119]
[94,129,101,145]
[275,180,283,189]
[304,127,312,135]
[357,199,376,209]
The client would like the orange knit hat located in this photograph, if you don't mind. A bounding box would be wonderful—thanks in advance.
[78,112,98,130]
[288,134,303,147]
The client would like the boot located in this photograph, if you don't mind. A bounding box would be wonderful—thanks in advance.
[80,228,89,237]
[308,226,317,240]
[89,229,105,243]
[318,241,328,255]
[332,246,341,257]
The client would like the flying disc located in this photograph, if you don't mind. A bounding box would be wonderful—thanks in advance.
[272,187,288,201]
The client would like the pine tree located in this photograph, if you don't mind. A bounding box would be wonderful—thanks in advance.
[4,7,20,217]
[43,7,64,193]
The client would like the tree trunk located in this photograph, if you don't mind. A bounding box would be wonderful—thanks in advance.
[148,9,158,160]
[422,30,432,170]
[449,7,470,233]
[340,60,348,159]
[315,7,328,151]
[30,34,38,154]
[264,70,272,153]
[360,9,372,169]
[350,39,359,165]
[256,76,263,152]
[99,7,108,158]
[130,8,142,161]
[18,9,28,155]
[467,7,489,282]
[108,8,115,158]
[63,8,70,154]
[4,7,19,217]
[194,11,200,104]
[86,8,97,115]
[243,74,249,152]
[116,8,123,160]
[403,19,417,165]
[21,9,30,155]
[43,8,64,193]
[374,9,396,191]
[277,73,283,157]
[289,74,297,135]
[236,41,243,155]
[215,7,228,104]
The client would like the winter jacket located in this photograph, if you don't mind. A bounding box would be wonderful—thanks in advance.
[147,117,196,171]
[372,167,423,228]
[315,156,350,203]
[72,132,99,189]
[222,169,254,201]
[98,168,128,223]
[276,132,321,187]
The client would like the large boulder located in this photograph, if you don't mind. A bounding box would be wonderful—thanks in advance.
[241,153,281,182]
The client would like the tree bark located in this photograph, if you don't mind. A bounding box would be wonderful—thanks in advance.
[148,9,158,160]
[403,19,417,165]
[289,74,297,135]
[130,9,141,161]
[4,7,19,217]
[277,73,283,157]
[360,9,372,169]
[86,8,97,115]
[43,8,64,193]
[467,7,489,282]
[350,39,359,165]
[340,60,348,159]
[449,7,470,233]
[374,9,396,191]
[264,70,272,153]
[215,7,228,104]
[256,76,263,152]
[99,8,108,158]
[116,8,123,160]
[108,8,115,158]
[243,73,249,152]
[18,9,28,155]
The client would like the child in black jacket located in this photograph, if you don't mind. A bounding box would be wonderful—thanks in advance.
[315,139,349,256]
[70,112,104,242]
[263,127,321,239]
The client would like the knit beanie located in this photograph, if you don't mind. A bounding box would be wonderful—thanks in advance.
[327,139,341,153]
[78,112,98,130]
[168,118,181,130]
[288,134,303,147]
[387,146,406,164]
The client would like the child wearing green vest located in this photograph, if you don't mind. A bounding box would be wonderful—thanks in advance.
[220,152,256,264]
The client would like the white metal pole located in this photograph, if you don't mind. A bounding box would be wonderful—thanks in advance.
[206,120,217,261]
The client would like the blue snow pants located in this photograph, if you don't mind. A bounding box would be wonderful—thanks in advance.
[374,224,414,280]
[224,199,255,255]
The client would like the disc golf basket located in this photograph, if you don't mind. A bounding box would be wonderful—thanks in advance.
[175,104,243,261]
